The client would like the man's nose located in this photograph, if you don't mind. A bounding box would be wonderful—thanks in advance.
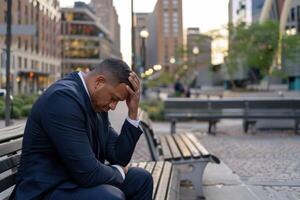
[109,101,118,110]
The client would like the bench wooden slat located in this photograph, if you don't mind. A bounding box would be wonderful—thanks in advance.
[0,123,24,133]
[154,162,172,200]
[0,154,21,174]
[0,125,25,143]
[166,166,179,200]
[0,172,17,193]
[130,162,138,167]
[137,162,147,169]
[179,133,201,158]
[173,134,191,159]
[151,161,164,199]
[186,133,209,156]
[165,135,181,159]
[159,136,173,160]
[0,139,23,157]
[145,161,155,173]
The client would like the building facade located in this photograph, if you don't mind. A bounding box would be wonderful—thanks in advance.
[89,0,121,58]
[0,0,61,95]
[187,28,212,69]
[283,0,300,90]
[61,2,117,77]
[147,0,183,71]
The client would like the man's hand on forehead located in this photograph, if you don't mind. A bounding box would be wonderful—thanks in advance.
[126,72,140,96]
[125,72,141,120]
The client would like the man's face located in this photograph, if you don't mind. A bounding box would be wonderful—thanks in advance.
[90,77,129,112]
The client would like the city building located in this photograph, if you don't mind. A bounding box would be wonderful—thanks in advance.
[186,28,223,87]
[187,28,212,69]
[229,0,283,25]
[89,0,121,58]
[283,0,300,90]
[61,2,117,77]
[0,0,61,94]
[147,0,183,71]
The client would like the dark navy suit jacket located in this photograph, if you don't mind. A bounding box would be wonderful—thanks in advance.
[12,72,143,199]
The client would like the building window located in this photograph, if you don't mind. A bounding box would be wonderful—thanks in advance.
[18,37,22,49]
[163,0,168,8]
[291,7,295,22]
[24,58,27,69]
[4,11,7,23]
[18,57,22,69]
[172,0,178,8]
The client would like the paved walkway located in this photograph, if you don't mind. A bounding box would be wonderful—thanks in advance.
[153,120,300,200]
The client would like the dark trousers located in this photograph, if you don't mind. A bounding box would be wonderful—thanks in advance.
[49,167,153,200]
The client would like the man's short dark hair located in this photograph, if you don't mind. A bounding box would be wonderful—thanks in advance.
[91,58,133,89]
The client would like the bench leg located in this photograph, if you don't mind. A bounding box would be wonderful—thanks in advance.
[208,121,217,135]
[295,119,299,135]
[243,120,249,133]
[171,120,176,134]
[177,162,208,199]
[243,120,256,134]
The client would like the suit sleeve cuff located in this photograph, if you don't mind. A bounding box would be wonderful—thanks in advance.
[126,116,140,128]
[111,165,125,180]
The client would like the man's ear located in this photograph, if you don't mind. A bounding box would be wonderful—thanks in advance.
[95,75,106,88]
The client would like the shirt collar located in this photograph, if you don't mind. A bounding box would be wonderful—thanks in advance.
[78,71,90,99]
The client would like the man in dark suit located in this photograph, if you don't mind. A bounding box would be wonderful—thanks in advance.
[11,59,153,199]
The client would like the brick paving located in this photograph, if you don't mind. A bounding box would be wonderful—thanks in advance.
[195,122,300,200]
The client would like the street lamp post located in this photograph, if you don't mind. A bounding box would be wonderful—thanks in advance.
[140,28,149,75]
[5,0,12,126]
[131,0,136,73]
[192,46,199,67]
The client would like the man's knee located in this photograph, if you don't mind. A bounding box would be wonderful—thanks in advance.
[97,185,126,200]
[129,167,153,187]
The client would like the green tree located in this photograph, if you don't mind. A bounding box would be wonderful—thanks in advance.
[227,21,280,88]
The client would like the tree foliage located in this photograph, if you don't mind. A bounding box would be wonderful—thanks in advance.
[227,21,279,78]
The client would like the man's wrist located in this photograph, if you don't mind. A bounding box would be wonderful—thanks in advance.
[126,116,140,128]
[111,165,125,180]
[128,111,138,120]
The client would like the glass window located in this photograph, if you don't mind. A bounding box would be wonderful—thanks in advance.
[24,58,27,69]
[18,57,22,69]
[163,0,168,6]
[172,0,178,8]
[291,7,295,21]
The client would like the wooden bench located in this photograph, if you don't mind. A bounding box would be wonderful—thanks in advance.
[0,123,25,199]
[0,123,180,200]
[164,98,300,134]
[139,110,220,198]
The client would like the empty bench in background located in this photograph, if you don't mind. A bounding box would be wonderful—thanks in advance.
[164,98,300,134]
[139,110,220,199]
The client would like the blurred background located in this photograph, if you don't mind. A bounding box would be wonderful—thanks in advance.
[0,0,300,122]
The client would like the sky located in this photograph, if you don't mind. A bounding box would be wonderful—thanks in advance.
[60,0,229,65]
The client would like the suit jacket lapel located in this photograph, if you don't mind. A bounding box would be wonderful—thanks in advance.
[69,72,106,161]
